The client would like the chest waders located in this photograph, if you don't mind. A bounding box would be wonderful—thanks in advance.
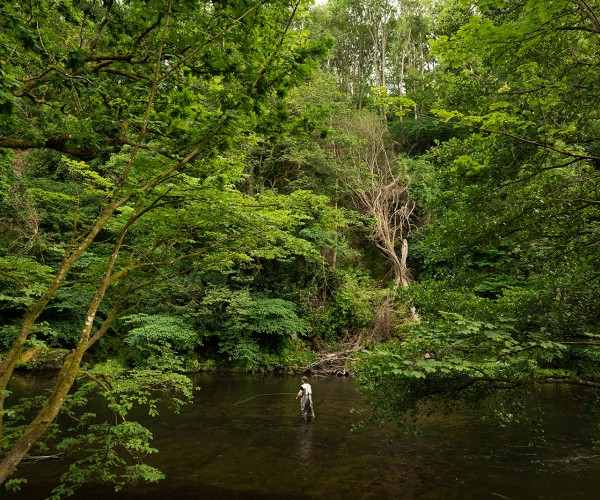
[300,383,315,419]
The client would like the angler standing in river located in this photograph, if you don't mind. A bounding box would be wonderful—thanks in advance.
[296,376,315,419]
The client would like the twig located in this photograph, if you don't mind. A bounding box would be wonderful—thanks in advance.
[22,454,61,462]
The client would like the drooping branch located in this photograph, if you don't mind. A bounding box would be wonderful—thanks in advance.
[423,113,600,163]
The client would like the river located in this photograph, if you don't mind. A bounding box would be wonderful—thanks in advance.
[7,372,600,499]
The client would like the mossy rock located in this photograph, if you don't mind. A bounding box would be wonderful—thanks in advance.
[17,348,69,370]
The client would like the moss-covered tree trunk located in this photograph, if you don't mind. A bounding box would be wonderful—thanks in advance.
[0,210,130,482]
[0,201,122,434]
[0,0,174,477]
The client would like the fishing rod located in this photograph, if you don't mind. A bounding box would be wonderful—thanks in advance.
[233,392,297,405]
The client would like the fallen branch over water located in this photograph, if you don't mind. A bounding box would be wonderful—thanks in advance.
[301,349,362,377]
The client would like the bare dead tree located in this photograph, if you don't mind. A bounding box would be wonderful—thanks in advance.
[333,111,416,288]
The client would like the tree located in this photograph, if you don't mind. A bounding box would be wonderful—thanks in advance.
[331,110,416,288]
[313,0,432,110]
[313,0,375,107]
[0,0,329,487]
[355,0,600,426]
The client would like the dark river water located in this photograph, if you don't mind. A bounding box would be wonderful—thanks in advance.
[7,372,600,499]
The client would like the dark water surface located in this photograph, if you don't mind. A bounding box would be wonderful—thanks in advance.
[9,373,600,499]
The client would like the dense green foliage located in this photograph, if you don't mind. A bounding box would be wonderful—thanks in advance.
[354,0,600,427]
[0,0,344,492]
[1,0,599,494]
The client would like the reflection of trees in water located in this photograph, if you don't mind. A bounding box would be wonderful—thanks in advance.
[296,421,314,465]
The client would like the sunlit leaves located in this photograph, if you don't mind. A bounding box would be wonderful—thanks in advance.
[430,0,600,160]
[62,156,113,197]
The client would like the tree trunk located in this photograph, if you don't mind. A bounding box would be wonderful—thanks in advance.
[0,0,175,452]
[0,213,129,483]
[0,200,121,436]
[0,351,82,483]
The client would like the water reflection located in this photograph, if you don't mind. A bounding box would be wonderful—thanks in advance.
[296,420,314,465]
